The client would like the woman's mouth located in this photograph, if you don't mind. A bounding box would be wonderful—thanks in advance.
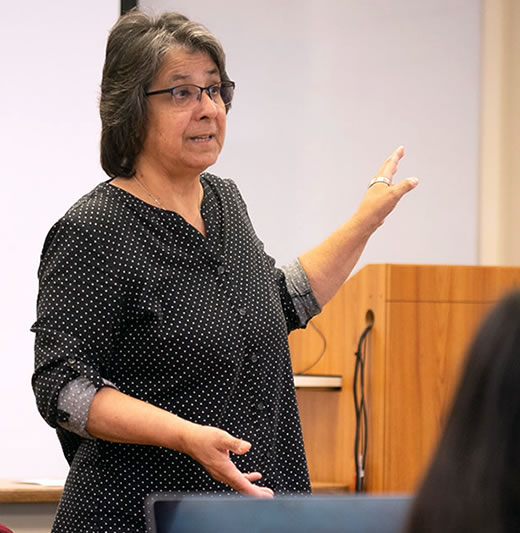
[190,135,213,143]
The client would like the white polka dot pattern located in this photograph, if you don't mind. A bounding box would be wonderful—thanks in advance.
[31,174,319,532]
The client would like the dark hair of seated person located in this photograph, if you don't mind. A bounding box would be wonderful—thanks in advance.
[405,289,520,533]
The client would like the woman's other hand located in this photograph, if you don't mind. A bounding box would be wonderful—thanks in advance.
[86,387,274,497]
[178,422,274,498]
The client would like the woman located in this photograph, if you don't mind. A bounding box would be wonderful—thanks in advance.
[405,290,520,532]
[32,10,417,532]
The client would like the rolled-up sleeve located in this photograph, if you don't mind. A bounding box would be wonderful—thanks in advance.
[56,377,118,438]
[31,217,124,434]
[280,258,321,327]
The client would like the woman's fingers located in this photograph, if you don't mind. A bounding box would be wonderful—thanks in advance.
[244,472,263,482]
[371,146,418,200]
[354,148,418,232]
[208,454,274,498]
[376,145,405,181]
[364,172,418,221]
[241,472,274,496]
[394,176,419,199]
[256,486,275,497]
[224,433,251,455]
[184,424,274,497]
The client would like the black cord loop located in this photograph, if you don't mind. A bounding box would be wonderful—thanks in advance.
[353,322,372,492]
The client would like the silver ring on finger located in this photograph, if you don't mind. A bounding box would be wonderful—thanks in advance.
[368,176,391,189]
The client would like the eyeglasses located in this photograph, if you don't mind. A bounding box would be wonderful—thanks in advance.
[145,81,235,109]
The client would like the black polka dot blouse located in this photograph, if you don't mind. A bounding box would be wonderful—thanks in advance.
[31,174,321,532]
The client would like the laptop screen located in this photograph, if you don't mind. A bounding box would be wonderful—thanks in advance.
[146,494,412,533]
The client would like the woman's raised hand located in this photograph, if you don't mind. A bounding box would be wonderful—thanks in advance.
[353,145,418,233]
[298,145,419,308]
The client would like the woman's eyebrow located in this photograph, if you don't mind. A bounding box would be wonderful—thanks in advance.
[169,73,190,83]
[168,68,220,84]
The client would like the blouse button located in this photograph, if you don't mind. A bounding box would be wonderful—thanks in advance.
[256,401,265,411]
[238,307,247,316]
[250,354,259,363]
[217,265,225,275]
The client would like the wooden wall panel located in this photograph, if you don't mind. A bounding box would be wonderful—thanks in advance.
[290,265,520,493]
[386,264,520,302]
[295,390,345,484]
[381,301,491,491]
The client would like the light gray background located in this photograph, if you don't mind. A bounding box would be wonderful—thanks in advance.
[1,0,480,479]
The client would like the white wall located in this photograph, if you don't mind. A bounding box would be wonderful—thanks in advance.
[142,0,481,267]
[0,0,481,480]
[1,1,119,479]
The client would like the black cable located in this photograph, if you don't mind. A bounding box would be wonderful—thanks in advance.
[294,321,328,375]
[353,322,372,492]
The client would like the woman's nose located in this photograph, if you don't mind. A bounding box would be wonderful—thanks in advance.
[195,90,219,117]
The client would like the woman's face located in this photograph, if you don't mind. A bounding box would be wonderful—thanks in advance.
[139,48,227,179]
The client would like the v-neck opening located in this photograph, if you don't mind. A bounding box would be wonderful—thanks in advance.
[106,178,210,238]
[104,176,224,255]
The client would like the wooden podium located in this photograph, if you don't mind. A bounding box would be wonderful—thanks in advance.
[290,264,520,493]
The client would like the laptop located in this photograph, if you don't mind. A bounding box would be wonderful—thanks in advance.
[145,493,412,533]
